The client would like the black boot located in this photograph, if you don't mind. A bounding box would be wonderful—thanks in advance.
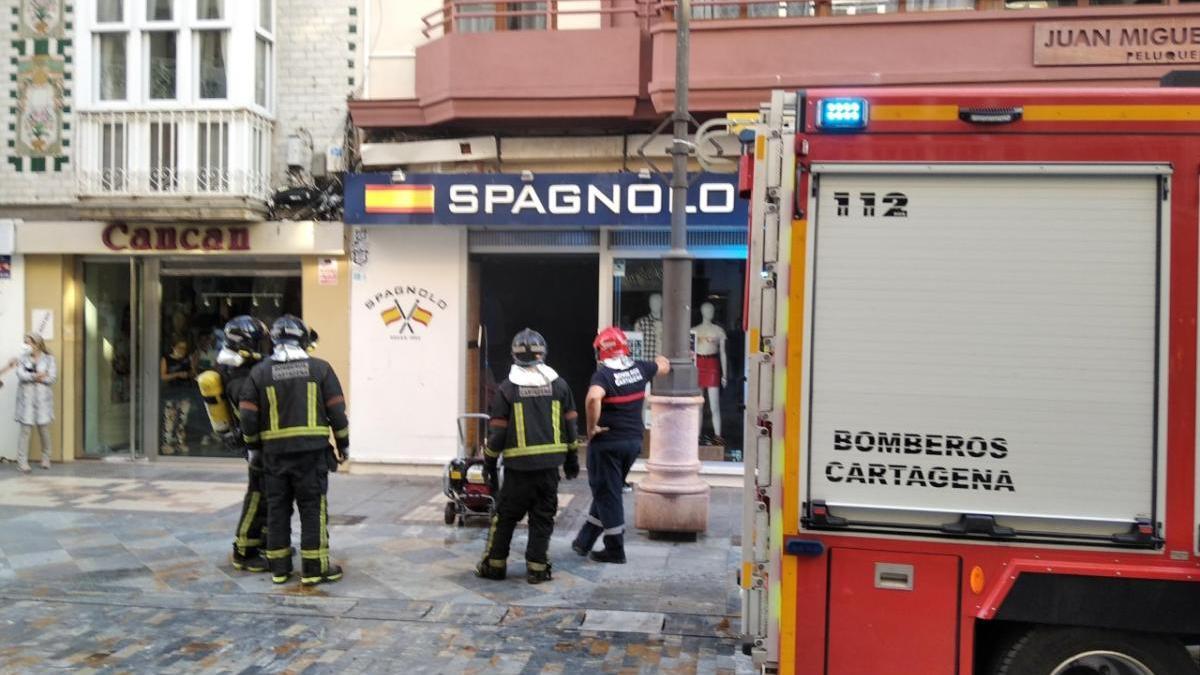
[588,534,626,564]
[526,561,552,585]
[231,544,269,573]
[265,548,295,584]
[475,558,507,580]
[300,556,344,586]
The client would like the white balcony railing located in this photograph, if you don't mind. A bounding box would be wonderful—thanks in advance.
[77,109,274,200]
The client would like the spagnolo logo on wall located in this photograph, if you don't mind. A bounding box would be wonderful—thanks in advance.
[364,284,450,341]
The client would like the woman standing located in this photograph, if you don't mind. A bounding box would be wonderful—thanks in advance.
[160,339,195,455]
[11,334,57,473]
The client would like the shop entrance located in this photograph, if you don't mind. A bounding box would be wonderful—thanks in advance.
[476,255,599,415]
[82,259,142,458]
[155,261,302,458]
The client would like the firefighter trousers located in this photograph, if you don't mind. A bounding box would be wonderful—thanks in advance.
[573,438,640,553]
[482,467,559,572]
[263,449,331,576]
[233,458,268,557]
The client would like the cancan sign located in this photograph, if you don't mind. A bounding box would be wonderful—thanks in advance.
[102,223,251,252]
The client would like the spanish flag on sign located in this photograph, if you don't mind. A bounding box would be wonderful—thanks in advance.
[412,305,434,326]
[365,185,436,214]
[381,305,404,326]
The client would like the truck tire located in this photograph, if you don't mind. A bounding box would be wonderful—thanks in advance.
[989,626,1197,675]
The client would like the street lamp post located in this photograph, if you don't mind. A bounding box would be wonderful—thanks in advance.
[634,0,711,536]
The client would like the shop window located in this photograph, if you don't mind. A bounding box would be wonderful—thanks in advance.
[158,266,302,458]
[254,37,271,107]
[196,30,228,99]
[906,0,974,9]
[197,120,228,191]
[260,0,273,30]
[149,121,178,191]
[101,121,127,191]
[612,258,747,461]
[147,0,172,21]
[98,0,125,23]
[453,2,550,32]
[197,0,223,20]
[147,31,177,100]
[98,33,128,101]
[830,0,900,14]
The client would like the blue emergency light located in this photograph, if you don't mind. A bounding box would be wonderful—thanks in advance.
[816,98,869,130]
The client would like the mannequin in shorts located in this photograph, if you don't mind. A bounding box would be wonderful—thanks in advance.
[690,302,727,444]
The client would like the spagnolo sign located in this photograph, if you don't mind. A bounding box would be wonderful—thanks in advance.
[444,181,738,217]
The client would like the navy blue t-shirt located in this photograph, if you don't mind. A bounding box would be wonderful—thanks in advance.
[591,360,659,442]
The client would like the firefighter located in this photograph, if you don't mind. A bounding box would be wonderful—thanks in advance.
[477,328,580,584]
[239,315,349,586]
[197,316,270,572]
[572,326,670,564]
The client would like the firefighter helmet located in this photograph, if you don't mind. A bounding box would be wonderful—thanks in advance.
[270,315,312,349]
[593,326,631,361]
[511,328,548,366]
[223,315,268,360]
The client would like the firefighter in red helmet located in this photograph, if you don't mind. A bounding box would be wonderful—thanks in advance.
[571,326,670,564]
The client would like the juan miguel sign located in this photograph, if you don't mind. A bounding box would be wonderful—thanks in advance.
[1035,18,1200,66]
[102,223,251,252]
[343,172,749,227]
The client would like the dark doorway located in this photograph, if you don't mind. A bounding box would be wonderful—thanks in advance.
[478,255,599,416]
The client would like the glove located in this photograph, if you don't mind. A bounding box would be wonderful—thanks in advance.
[563,448,580,480]
[336,446,349,464]
[483,461,499,491]
[247,448,262,469]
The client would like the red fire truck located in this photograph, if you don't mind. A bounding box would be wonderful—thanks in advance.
[739,88,1200,675]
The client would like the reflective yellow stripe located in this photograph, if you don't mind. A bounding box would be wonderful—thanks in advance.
[333,427,349,439]
[264,548,291,560]
[260,425,331,441]
[484,447,500,459]
[504,443,567,459]
[320,495,329,573]
[514,402,526,448]
[552,400,561,445]
[235,491,261,551]
[243,433,260,444]
[312,381,321,427]
[266,386,279,432]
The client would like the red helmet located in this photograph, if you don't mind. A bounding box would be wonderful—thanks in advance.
[593,326,631,361]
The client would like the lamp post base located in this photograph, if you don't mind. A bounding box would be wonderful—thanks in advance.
[634,394,710,534]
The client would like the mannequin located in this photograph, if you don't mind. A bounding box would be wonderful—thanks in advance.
[690,302,728,443]
[634,293,664,428]
[633,293,663,360]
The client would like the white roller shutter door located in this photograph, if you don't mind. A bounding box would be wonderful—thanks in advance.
[805,165,1167,541]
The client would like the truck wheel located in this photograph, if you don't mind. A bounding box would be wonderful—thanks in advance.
[990,626,1197,675]
[443,502,456,525]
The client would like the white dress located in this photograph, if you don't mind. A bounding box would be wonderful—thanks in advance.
[14,353,56,426]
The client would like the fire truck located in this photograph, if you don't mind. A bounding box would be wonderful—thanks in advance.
[739,88,1200,675]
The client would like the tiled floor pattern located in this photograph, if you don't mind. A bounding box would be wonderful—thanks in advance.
[0,461,748,673]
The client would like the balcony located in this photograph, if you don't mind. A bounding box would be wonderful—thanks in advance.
[76,109,274,222]
[354,0,1200,132]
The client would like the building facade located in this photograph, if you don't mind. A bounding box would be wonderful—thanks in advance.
[0,0,361,463]
[342,1,1200,468]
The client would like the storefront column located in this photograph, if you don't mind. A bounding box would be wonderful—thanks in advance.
[23,255,79,463]
[302,255,351,397]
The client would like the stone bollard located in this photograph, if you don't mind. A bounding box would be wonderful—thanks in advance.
[634,394,710,534]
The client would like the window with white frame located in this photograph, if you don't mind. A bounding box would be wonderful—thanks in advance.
[86,0,267,105]
[81,0,274,197]
[255,0,274,110]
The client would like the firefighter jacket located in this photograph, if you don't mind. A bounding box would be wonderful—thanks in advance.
[217,362,253,451]
[486,364,579,472]
[239,348,349,455]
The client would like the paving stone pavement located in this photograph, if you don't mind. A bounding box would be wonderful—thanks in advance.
[0,460,750,674]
